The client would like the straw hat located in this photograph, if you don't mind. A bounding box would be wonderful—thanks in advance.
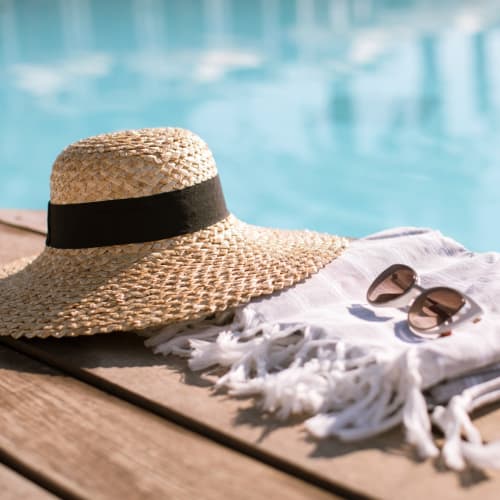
[0,128,348,338]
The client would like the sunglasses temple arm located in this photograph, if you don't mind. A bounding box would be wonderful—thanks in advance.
[382,284,423,309]
[465,296,483,321]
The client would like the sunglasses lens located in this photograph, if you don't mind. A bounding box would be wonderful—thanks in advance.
[367,265,416,304]
[408,288,465,331]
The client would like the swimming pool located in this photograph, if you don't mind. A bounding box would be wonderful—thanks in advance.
[1,0,500,251]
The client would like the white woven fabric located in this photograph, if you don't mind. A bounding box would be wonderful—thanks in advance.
[145,227,500,470]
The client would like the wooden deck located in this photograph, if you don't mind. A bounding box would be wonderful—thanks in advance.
[0,210,499,500]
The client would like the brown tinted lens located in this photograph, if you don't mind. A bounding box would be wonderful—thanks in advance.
[408,288,465,331]
[367,265,416,304]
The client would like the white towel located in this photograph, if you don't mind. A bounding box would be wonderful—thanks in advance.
[145,227,500,471]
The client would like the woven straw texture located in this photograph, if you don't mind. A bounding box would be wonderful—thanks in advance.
[0,128,348,338]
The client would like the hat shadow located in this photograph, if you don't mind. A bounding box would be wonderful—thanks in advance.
[0,332,165,370]
[0,331,217,392]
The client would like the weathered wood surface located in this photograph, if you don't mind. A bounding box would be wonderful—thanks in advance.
[2,210,500,499]
[0,463,56,499]
[11,333,500,500]
[0,342,333,500]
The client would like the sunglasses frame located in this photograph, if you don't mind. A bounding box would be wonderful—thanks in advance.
[366,264,483,339]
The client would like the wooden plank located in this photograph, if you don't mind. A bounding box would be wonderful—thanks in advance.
[0,209,46,235]
[11,333,500,500]
[0,463,56,499]
[2,211,500,499]
[0,343,334,500]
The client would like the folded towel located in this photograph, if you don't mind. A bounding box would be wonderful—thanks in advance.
[427,362,500,406]
[145,227,500,471]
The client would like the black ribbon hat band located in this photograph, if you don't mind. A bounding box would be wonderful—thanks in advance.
[46,175,229,249]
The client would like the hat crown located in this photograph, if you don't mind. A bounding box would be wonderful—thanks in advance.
[50,128,218,204]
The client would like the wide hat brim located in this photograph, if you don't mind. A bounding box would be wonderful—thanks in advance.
[0,215,348,338]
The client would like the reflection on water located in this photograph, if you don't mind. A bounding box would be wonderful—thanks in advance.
[1,0,500,250]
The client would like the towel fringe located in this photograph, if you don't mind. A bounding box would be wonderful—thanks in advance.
[146,309,439,455]
[146,307,499,470]
[432,376,500,470]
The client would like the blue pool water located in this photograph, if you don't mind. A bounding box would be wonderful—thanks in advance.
[1,0,500,251]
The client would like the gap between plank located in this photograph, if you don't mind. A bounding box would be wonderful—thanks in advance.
[0,445,81,500]
[0,217,46,236]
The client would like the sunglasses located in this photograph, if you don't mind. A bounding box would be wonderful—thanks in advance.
[366,264,483,339]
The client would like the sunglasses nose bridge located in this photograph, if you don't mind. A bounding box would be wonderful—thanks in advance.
[386,284,422,308]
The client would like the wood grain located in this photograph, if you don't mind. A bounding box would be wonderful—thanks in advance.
[0,463,56,499]
[2,210,500,499]
[0,343,334,500]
